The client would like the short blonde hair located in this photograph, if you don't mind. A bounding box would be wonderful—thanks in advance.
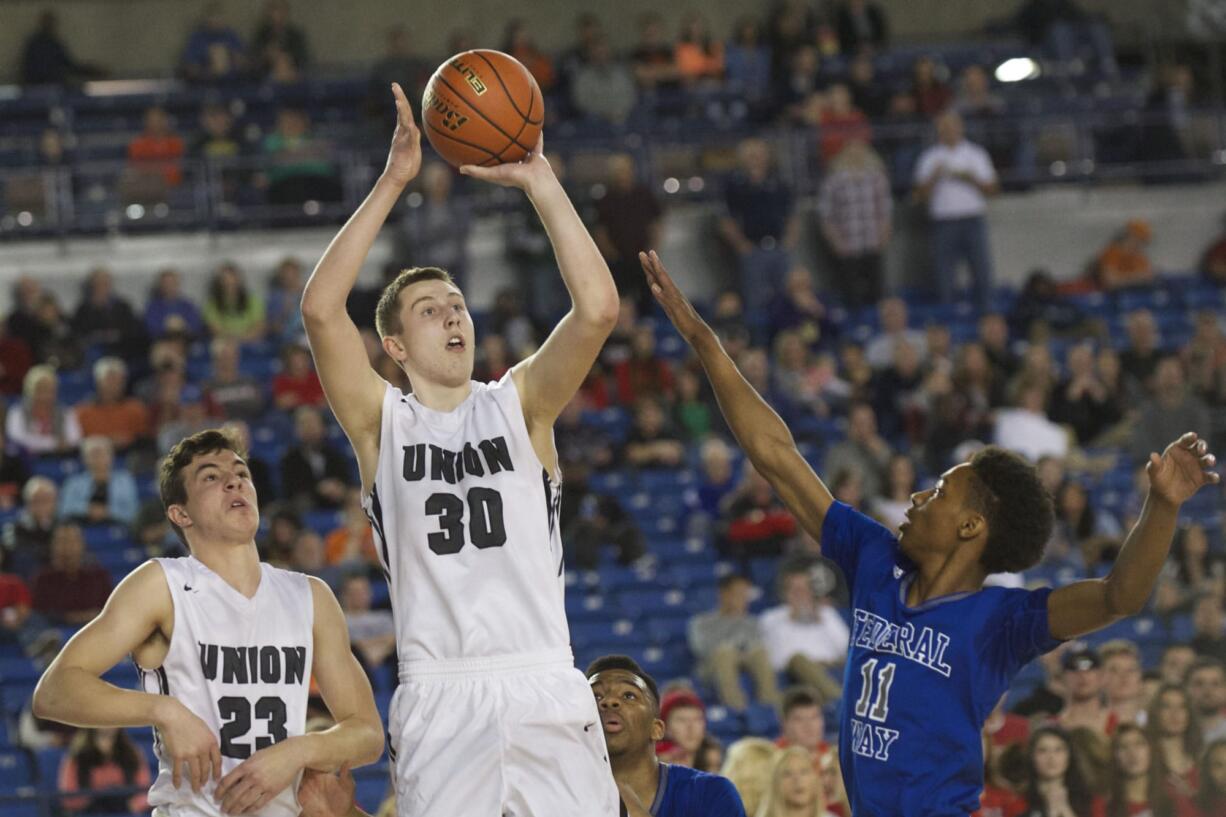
[720,737,778,817]
[374,267,455,338]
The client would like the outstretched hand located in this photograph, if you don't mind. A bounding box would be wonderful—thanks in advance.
[639,250,710,344]
[1147,431,1219,506]
[458,133,553,193]
[384,82,422,186]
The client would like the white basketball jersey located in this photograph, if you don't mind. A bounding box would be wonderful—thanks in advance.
[362,372,569,662]
[140,557,314,817]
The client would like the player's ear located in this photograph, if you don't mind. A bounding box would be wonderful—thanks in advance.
[167,504,193,530]
[957,509,985,541]
[650,718,666,742]
[381,333,406,362]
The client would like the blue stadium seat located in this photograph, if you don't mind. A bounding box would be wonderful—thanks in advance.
[33,747,64,791]
[645,615,691,645]
[570,618,639,649]
[0,748,34,794]
[82,524,132,550]
[0,657,39,686]
[353,771,388,813]
[744,703,780,737]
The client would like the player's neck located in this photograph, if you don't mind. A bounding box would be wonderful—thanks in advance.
[410,377,473,413]
[190,542,262,598]
[611,747,660,805]
[907,556,987,606]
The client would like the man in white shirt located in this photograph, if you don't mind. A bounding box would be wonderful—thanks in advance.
[759,561,849,703]
[993,378,1071,463]
[914,110,999,310]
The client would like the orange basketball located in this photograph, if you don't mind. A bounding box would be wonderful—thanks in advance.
[420,50,544,168]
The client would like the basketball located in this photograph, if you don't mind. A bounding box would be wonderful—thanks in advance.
[420,50,544,169]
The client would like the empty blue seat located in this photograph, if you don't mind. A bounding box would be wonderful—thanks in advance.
[744,702,780,736]
[0,748,33,793]
[0,657,39,685]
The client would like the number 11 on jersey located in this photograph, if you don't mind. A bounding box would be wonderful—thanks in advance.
[850,658,901,761]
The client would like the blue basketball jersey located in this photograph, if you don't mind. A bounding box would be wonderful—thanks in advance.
[649,763,746,817]
[821,502,1061,817]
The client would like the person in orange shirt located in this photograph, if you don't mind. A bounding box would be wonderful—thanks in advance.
[675,12,724,84]
[58,727,152,813]
[324,489,377,566]
[1096,219,1155,291]
[75,357,151,452]
[502,19,555,91]
[126,106,184,187]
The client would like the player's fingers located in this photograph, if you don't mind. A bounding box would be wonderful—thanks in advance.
[221,779,254,814]
[215,765,240,800]
[211,744,223,782]
[533,131,544,155]
[1181,431,1199,446]
[1202,454,1216,467]
[188,755,204,792]
[172,757,183,789]
[1197,438,1209,455]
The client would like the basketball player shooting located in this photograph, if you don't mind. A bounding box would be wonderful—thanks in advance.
[639,250,1220,817]
[32,429,384,817]
[299,83,620,816]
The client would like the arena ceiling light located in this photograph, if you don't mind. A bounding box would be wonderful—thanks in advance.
[994,57,1041,83]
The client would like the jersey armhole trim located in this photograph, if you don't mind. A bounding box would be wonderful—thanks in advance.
[132,559,176,674]
[499,369,562,487]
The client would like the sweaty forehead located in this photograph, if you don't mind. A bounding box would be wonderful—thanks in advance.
[404,280,463,305]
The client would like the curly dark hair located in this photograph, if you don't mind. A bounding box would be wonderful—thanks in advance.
[966,446,1054,574]
[586,654,659,711]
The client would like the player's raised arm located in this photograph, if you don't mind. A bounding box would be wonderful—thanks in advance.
[1048,432,1219,640]
[460,135,619,428]
[214,578,382,815]
[641,251,834,538]
[302,83,421,488]
[33,561,222,792]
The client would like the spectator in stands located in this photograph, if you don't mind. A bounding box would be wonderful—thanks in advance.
[571,35,638,126]
[18,10,105,87]
[815,85,872,165]
[1095,220,1155,292]
[1186,658,1226,743]
[6,365,82,457]
[1161,644,1197,687]
[631,13,680,90]
[193,103,243,164]
[775,688,833,766]
[869,453,917,532]
[872,338,926,440]
[501,18,555,91]
[58,727,151,813]
[324,490,375,568]
[400,163,471,283]
[560,457,644,569]
[594,153,664,312]
[675,12,724,86]
[0,426,30,512]
[615,325,675,406]
[720,466,798,561]
[1140,64,1194,166]
[688,574,781,711]
[845,55,891,121]
[474,334,512,383]
[260,508,301,564]
[757,746,829,817]
[6,277,44,356]
[144,268,204,341]
[1120,309,1161,394]
[1022,726,1094,817]
[657,689,708,767]
[1012,647,1069,720]
[203,338,266,421]
[772,330,831,421]
[59,436,139,526]
[1198,740,1226,817]
[724,17,772,114]
[1100,641,1146,728]
[252,0,310,78]
[0,316,33,398]
[1194,594,1226,664]
[823,402,892,500]
[1155,525,1225,616]
[180,1,247,82]
[1182,310,1226,406]
[1147,684,1202,801]
[585,655,747,815]
[830,467,865,510]
[977,312,1019,382]
[72,267,146,361]
[760,561,848,704]
[487,287,539,362]
[367,25,430,131]
[279,406,349,511]
[709,291,752,359]
[31,523,110,625]
[1055,644,1115,739]
[1130,357,1211,466]
[914,110,1000,309]
[865,298,927,369]
[721,737,778,816]
[1050,342,1121,445]
[993,377,1069,463]
[203,262,266,342]
[1201,213,1226,284]
[818,140,891,308]
[123,106,185,203]
[1097,724,1177,817]
[620,397,685,469]
[340,572,396,680]
[287,530,342,589]
[75,357,150,452]
[262,107,341,204]
[779,46,823,124]
[719,138,801,319]
[691,437,737,529]
[265,256,306,345]
[1053,479,1120,570]
[558,13,604,96]
[955,65,1005,119]
[910,56,953,118]
[835,0,888,55]
[2,477,58,579]
[674,366,721,442]
[1011,269,1085,340]
[767,266,833,351]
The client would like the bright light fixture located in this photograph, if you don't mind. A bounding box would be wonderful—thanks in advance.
[995,57,1041,83]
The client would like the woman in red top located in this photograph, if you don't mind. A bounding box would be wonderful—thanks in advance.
[271,342,325,410]
[1198,738,1226,817]
[1021,726,1095,817]
[1147,684,1203,802]
[58,727,151,813]
[1093,724,1198,817]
